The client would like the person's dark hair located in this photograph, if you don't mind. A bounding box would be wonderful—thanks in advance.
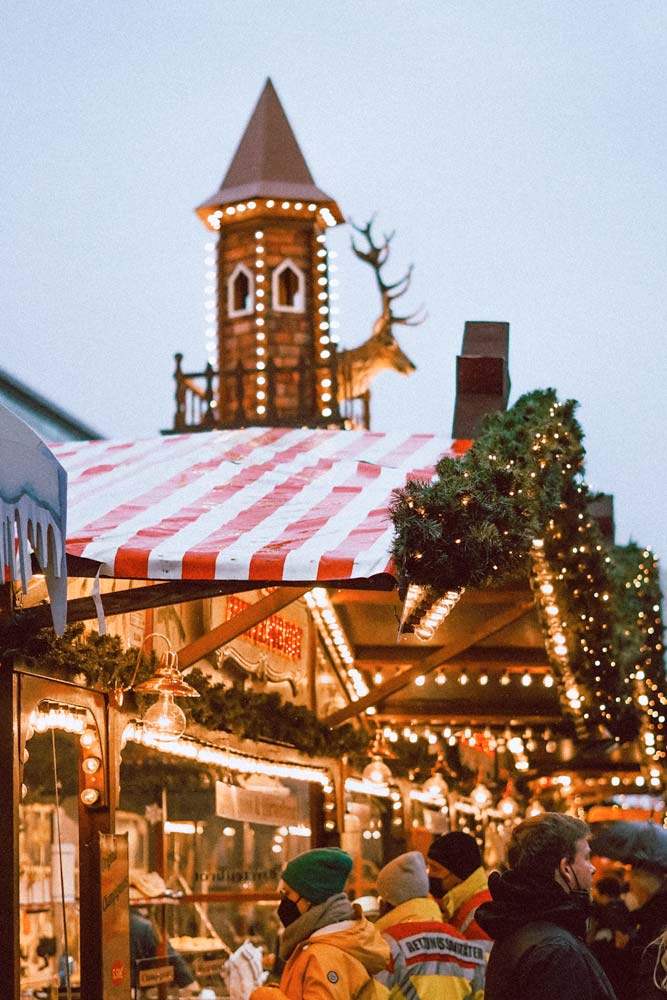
[508,812,590,875]
[595,876,622,897]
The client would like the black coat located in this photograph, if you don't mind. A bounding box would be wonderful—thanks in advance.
[476,870,617,1000]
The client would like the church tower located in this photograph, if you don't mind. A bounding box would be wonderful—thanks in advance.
[194,79,344,428]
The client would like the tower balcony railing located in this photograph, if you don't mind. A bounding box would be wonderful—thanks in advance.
[171,353,367,432]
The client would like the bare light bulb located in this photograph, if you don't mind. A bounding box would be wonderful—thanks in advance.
[422,772,449,800]
[143,693,186,743]
[362,755,392,786]
[471,781,493,809]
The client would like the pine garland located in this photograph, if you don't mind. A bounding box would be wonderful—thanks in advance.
[391,388,666,744]
[390,390,584,593]
[184,668,367,758]
[0,624,366,759]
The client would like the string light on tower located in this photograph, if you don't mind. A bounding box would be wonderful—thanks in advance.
[254,231,267,416]
[204,241,218,365]
[314,232,333,419]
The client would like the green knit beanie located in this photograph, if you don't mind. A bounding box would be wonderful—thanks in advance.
[282,848,353,903]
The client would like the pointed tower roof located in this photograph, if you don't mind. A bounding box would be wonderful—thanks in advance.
[196,79,343,227]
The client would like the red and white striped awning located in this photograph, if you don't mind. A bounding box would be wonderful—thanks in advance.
[53,427,468,583]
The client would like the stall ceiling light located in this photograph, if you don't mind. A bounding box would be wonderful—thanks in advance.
[124,723,331,786]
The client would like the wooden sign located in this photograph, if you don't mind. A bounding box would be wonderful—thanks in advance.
[138,965,175,987]
[99,832,131,999]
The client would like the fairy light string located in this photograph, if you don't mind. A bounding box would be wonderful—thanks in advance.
[390,389,665,747]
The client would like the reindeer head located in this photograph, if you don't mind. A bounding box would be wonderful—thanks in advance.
[337,218,426,406]
[369,316,417,375]
[351,217,425,376]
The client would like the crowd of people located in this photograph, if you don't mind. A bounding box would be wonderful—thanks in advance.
[245,815,667,1000]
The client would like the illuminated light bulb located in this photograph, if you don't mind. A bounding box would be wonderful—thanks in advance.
[545,605,559,616]
[414,623,435,641]
[80,729,97,749]
[471,781,493,809]
[527,799,545,816]
[507,736,524,754]
[415,675,426,687]
[543,673,554,688]
[373,671,384,685]
[435,672,446,686]
[142,693,186,744]
[255,230,263,238]
[82,756,101,775]
[540,583,554,595]
[362,756,392,786]
[266,200,275,207]
[308,203,317,210]
[80,787,100,806]
[478,672,489,686]
[521,672,532,687]
[422,772,449,801]
[566,686,580,701]
[499,793,520,818]
[458,671,469,686]
[500,672,511,686]
[636,776,646,787]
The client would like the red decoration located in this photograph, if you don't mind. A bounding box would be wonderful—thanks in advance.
[226,596,303,661]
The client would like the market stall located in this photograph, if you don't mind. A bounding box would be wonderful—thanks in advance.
[2,402,664,999]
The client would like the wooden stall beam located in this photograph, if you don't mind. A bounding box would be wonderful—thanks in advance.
[323,598,535,726]
[177,586,309,668]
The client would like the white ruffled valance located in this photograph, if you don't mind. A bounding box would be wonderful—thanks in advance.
[0,404,67,633]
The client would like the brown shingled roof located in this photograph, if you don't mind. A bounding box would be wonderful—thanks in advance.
[196,78,343,223]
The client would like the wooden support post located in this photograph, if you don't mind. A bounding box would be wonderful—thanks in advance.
[0,663,20,1000]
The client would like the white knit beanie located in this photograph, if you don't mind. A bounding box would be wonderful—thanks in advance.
[377,851,429,906]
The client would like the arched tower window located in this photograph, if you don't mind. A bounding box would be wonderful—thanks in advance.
[273,259,305,313]
[227,263,254,317]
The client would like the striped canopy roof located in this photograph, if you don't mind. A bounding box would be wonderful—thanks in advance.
[53,427,468,583]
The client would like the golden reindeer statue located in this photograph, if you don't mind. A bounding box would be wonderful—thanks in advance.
[337,218,426,411]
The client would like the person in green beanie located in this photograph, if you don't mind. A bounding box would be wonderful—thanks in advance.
[249,848,389,1000]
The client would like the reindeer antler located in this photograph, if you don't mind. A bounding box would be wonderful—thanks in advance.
[350,217,426,330]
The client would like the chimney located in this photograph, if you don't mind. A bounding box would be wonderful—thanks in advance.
[452,321,511,439]
[587,494,615,544]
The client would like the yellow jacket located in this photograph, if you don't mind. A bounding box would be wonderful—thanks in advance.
[375,896,487,1000]
[251,910,389,1000]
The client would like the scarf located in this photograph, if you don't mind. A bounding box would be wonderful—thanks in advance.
[280,892,355,961]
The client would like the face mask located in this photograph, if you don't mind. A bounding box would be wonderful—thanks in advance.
[429,876,444,899]
[278,896,302,928]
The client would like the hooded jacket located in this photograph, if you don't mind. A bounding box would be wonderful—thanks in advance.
[475,869,617,1000]
[375,895,488,1000]
[251,896,390,1000]
[440,866,492,941]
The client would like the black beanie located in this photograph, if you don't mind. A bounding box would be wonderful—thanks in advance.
[427,832,482,880]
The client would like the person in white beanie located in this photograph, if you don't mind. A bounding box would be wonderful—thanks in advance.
[374,851,488,1000]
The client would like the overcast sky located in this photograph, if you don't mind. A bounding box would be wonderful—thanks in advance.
[2,1,665,577]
